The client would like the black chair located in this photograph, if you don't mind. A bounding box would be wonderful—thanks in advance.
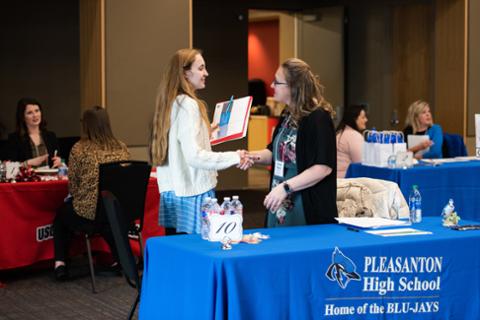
[57,136,80,164]
[442,133,468,158]
[85,160,151,293]
[102,190,141,320]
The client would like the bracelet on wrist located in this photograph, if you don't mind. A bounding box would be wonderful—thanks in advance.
[283,182,293,195]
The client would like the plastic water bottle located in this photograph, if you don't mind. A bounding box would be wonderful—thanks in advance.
[408,185,422,223]
[58,164,68,180]
[220,197,232,215]
[387,155,396,168]
[210,198,221,215]
[231,195,243,216]
[200,197,212,239]
[0,162,6,182]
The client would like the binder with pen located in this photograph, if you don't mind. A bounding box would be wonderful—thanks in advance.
[210,95,253,146]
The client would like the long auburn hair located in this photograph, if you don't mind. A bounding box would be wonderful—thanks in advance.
[81,106,122,150]
[281,58,334,125]
[150,48,210,166]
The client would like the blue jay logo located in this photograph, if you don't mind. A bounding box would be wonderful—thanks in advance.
[325,247,361,289]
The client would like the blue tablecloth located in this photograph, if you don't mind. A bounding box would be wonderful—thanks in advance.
[139,218,480,320]
[346,161,480,221]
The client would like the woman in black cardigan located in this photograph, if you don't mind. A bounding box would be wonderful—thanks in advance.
[6,98,61,167]
[244,58,337,227]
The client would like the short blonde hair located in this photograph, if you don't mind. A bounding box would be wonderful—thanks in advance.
[405,100,431,133]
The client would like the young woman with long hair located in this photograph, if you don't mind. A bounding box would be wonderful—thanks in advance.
[150,48,247,235]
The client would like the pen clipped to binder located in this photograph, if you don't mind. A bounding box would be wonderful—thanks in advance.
[211,96,253,146]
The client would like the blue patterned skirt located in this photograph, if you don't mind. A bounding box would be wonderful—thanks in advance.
[159,189,215,234]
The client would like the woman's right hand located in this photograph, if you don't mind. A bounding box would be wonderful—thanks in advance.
[236,150,254,170]
[51,156,62,168]
[421,140,433,150]
[410,140,433,154]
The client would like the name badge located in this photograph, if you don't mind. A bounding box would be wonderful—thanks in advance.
[274,160,284,178]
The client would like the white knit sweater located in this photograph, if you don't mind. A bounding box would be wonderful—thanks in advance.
[156,95,240,196]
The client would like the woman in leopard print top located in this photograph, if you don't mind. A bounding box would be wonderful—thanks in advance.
[52,106,129,281]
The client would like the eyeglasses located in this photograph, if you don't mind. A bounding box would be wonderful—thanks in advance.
[272,79,288,86]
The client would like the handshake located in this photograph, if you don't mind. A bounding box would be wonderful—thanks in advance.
[235,150,261,171]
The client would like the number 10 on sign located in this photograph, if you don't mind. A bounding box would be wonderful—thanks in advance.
[208,214,243,242]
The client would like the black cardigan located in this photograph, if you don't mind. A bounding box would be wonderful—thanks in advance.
[6,130,60,165]
[268,109,337,225]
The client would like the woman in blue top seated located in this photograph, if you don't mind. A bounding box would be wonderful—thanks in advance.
[403,100,443,159]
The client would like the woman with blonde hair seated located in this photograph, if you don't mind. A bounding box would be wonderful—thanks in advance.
[403,100,443,159]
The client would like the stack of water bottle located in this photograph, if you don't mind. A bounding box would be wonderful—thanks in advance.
[201,196,243,240]
[362,129,407,167]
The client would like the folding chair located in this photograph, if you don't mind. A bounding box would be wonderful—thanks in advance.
[102,190,142,319]
[85,160,151,293]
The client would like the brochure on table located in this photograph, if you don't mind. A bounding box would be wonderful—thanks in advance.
[407,135,430,156]
[365,228,432,237]
[335,217,411,229]
[210,96,253,146]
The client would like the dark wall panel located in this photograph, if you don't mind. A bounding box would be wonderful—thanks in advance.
[0,0,80,139]
[193,0,249,190]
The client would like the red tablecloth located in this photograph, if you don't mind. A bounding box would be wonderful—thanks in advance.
[0,178,163,270]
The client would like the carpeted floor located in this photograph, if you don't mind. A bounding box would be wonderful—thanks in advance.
[0,188,268,320]
[0,267,139,320]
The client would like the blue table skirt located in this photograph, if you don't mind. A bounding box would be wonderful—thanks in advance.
[346,161,480,221]
[139,218,480,320]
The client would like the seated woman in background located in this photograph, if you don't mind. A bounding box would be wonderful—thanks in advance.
[403,100,443,159]
[336,104,368,178]
[52,106,130,281]
[6,97,61,167]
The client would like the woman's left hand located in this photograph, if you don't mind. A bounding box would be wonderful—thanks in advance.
[51,156,62,168]
[264,184,288,212]
[210,122,219,140]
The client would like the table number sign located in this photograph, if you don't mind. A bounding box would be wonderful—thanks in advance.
[208,214,243,242]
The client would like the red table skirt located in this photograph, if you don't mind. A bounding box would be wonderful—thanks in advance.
[0,178,163,270]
